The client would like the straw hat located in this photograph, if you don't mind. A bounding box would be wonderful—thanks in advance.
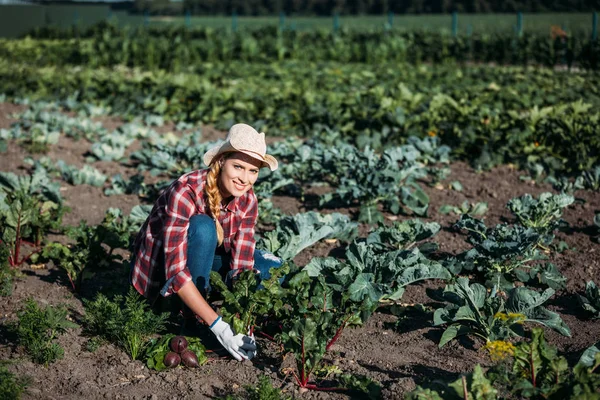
[203,123,278,171]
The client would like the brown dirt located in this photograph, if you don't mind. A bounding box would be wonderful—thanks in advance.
[1,103,600,400]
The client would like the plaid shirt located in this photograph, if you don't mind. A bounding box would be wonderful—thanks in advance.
[131,169,258,303]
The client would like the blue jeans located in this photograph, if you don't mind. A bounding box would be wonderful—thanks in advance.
[161,214,283,298]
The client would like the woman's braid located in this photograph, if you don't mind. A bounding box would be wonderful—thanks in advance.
[205,158,224,245]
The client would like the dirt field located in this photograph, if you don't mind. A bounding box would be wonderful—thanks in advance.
[1,102,599,400]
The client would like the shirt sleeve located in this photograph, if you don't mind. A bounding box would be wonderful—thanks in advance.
[230,197,258,272]
[162,179,196,296]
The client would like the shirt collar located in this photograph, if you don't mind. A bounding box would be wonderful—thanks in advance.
[221,196,239,213]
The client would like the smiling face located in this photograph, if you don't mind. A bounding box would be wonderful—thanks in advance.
[218,152,262,199]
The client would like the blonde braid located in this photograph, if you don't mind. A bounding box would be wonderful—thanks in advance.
[205,158,224,245]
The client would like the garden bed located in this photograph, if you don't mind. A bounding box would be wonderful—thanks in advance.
[1,103,599,399]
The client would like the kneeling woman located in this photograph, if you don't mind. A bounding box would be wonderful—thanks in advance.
[131,123,281,361]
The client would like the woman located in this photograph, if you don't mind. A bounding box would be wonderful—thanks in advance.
[131,123,281,361]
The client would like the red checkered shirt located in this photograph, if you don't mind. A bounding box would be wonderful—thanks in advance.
[131,169,258,303]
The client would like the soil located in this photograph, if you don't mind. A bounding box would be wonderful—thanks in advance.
[1,102,599,400]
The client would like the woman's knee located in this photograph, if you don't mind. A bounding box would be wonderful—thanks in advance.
[188,214,218,247]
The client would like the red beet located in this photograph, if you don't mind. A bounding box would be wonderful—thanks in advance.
[163,352,181,368]
[170,336,188,353]
[180,349,199,368]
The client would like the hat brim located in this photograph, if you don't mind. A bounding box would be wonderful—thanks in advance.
[203,142,278,171]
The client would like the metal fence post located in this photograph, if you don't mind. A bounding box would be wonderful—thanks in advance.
[333,12,340,32]
[185,10,191,28]
[279,12,285,30]
[388,12,393,28]
[593,12,598,40]
[516,12,523,36]
[452,12,458,37]
[231,11,238,32]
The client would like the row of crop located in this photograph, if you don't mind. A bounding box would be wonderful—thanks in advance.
[3,156,600,395]
[1,65,599,177]
[4,100,600,234]
[5,23,600,69]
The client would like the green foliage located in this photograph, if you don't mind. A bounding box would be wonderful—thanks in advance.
[145,334,207,371]
[0,242,14,296]
[439,200,488,217]
[0,361,29,400]
[130,133,213,177]
[210,264,290,336]
[407,365,497,400]
[433,278,570,347]
[337,373,382,399]
[258,211,357,261]
[366,218,440,253]
[409,330,600,399]
[32,209,135,291]
[318,140,444,221]
[220,374,291,400]
[2,62,599,176]
[279,239,449,387]
[485,328,571,399]
[83,287,169,360]
[510,328,570,398]
[433,278,525,347]
[14,298,78,365]
[452,215,553,290]
[577,281,600,319]
[507,192,574,245]
[0,167,66,266]
[55,161,107,187]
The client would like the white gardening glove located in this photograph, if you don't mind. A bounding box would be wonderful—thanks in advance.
[209,316,257,361]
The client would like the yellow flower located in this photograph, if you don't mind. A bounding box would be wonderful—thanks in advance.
[494,312,526,324]
[428,130,436,137]
[485,340,515,362]
[534,141,540,147]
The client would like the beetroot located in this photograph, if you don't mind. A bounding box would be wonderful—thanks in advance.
[180,349,199,368]
[163,352,181,368]
[170,336,188,353]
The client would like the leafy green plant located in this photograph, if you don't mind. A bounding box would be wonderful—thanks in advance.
[0,168,66,266]
[439,200,488,217]
[577,281,600,319]
[14,298,78,365]
[433,277,570,348]
[55,161,107,187]
[209,264,290,336]
[279,240,449,390]
[319,145,431,223]
[366,218,440,253]
[0,242,15,296]
[220,374,292,400]
[408,329,600,400]
[507,192,574,247]
[485,328,570,399]
[83,287,168,360]
[258,211,357,261]
[406,365,497,400]
[0,361,30,400]
[452,215,551,289]
[32,214,131,291]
